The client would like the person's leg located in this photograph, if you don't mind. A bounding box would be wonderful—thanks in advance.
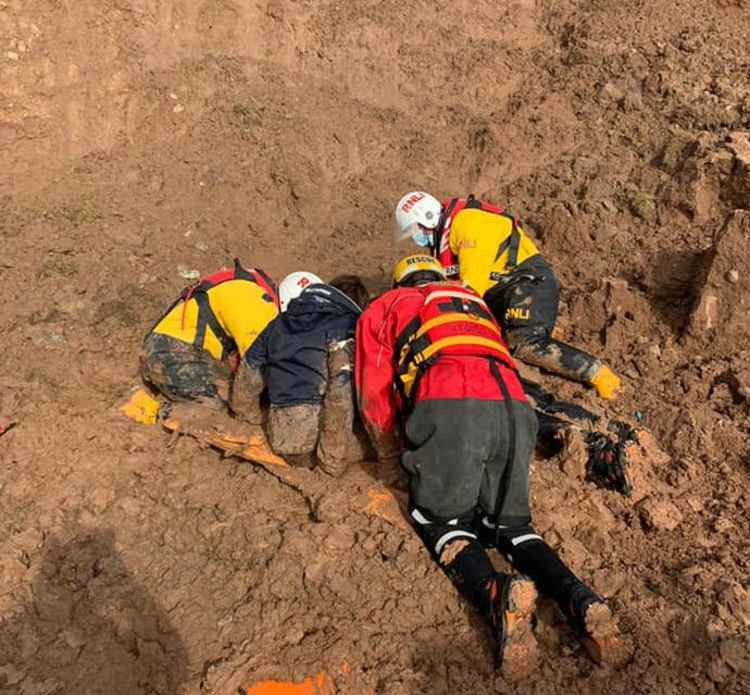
[230,360,265,425]
[486,261,604,385]
[267,403,321,467]
[403,399,538,678]
[141,333,230,409]
[478,399,625,664]
[317,339,370,477]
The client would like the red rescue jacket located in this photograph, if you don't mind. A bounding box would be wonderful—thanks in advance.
[355,281,526,445]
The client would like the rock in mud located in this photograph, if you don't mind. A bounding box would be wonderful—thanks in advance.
[628,191,657,221]
[726,131,750,208]
[638,496,683,532]
[718,638,750,674]
[687,210,750,352]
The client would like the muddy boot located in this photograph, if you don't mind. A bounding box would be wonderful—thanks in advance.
[267,403,321,459]
[489,574,539,681]
[561,580,628,666]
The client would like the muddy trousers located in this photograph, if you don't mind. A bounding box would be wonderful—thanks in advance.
[403,398,581,620]
[140,333,231,409]
[411,506,580,620]
[267,339,368,477]
[484,257,601,385]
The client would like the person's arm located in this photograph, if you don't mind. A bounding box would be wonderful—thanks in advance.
[354,296,400,461]
[229,322,272,424]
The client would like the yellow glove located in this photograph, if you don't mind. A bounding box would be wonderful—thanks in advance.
[590,365,621,400]
[121,388,161,424]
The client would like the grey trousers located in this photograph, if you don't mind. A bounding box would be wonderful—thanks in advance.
[402,398,538,525]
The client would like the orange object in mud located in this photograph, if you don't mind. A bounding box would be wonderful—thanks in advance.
[161,417,289,468]
[239,672,334,695]
[365,488,410,531]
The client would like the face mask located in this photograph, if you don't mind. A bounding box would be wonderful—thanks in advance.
[412,228,433,248]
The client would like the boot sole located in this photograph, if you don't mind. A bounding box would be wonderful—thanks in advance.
[581,601,631,667]
[500,578,539,681]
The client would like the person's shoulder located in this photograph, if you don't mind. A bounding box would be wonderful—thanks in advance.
[363,286,424,315]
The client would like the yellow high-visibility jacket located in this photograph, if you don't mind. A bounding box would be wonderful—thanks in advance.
[153,279,278,360]
[443,207,540,297]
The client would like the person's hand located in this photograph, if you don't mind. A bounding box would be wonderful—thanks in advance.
[590,365,621,400]
[377,455,408,491]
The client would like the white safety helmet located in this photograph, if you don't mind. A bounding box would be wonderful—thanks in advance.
[278,271,323,312]
[394,191,442,247]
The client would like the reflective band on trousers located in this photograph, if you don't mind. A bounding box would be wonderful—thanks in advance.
[411,508,432,525]
[434,530,477,556]
[510,533,543,546]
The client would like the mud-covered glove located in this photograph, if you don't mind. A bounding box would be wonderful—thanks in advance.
[590,365,622,400]
[584,421,636,496]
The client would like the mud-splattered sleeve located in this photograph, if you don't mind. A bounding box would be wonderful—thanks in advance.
[354,296,400,460]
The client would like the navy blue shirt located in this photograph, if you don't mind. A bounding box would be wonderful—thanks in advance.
[245,284,361,406]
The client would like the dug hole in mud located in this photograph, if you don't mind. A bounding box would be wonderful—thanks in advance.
[1,1,749,694]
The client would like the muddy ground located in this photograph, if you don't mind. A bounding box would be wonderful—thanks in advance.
[1,1,749,693]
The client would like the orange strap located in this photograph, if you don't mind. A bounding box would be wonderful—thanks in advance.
[399,334,511,397]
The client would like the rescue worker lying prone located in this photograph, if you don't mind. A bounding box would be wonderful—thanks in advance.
[394,192,622,399]
[355,255,626,679]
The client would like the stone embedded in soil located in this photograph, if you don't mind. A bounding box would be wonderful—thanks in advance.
[603,277,634,318]
[558,428,588,479]
[719,638,750,674]
[687,210,750,351]
[576,521,609,554]
[727,131,750,207]
[717,582,750,627]
[593,568,628,598]
[628,191,657,221]
[620,90,644,112]
[323,525,356,551]
[734,369,750,401]
[638,496,683,532]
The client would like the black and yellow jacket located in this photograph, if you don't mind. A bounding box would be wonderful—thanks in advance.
[150,261,278,360]
[436,196,541,296]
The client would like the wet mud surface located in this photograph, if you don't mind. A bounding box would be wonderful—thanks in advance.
[1,1,749,693]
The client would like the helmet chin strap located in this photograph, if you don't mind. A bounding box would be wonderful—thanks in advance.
[431,208,447,253]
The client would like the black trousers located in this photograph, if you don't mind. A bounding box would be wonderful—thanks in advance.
[141,333,231,406]
[403,396,582,617]
[402,398,538,525]
[485,256,601,383]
